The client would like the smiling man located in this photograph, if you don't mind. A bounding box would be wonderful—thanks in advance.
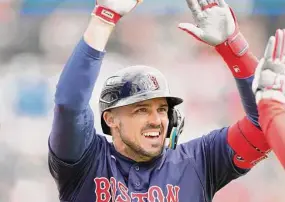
[105,97,169,161]
[99,66,183,162]
[49,0,272,202]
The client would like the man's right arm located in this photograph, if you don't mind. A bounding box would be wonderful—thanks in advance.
[48,2,142,199]
[49,17,114,163]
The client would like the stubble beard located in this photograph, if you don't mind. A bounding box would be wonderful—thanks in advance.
[118,123,165,161]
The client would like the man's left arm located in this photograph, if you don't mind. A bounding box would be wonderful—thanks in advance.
[179,0,270,169]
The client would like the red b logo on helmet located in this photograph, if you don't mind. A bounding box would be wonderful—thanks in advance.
[148,74,159,90]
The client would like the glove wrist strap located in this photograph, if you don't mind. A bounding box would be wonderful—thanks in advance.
[215,7,258,78]
[225,32,249,57]
[215,31,257,78]
[92,6,121,26]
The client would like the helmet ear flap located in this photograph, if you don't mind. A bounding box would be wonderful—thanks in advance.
[167,108,177,136]
[167,108,185,149]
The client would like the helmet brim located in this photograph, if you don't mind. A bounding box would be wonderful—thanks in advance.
[104,90,183,111]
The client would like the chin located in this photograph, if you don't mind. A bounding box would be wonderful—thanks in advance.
[142,146,164,158]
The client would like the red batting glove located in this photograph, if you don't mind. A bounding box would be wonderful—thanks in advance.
[92,0,143,26]
[179,0,256,79]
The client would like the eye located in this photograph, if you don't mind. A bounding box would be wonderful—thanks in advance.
[158,107,168,113]
[136,108,148,113]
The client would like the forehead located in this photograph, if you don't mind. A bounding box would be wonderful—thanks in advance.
[128,97,168,108]
[132,97,167,106]
[111,98,169,114]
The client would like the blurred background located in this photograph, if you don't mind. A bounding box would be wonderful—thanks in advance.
[0,0,285,201]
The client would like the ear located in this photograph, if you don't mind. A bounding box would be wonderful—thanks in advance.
[103,110,119,129]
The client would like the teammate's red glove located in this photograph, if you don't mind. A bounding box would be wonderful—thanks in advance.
[92,0,142,26]
[252,29,285,104]
[179,0,255,79]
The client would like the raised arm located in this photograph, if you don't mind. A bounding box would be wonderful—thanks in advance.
[179,0,270,170]
[49,0,141,163]
[253,29,285,169]
[49,18,112,162]
[48,2,143,200]
[179,0,258,125]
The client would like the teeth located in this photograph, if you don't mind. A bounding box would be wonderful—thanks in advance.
[143,132,160,137]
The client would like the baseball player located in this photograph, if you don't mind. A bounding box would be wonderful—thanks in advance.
[253,29,285,169]
[49,0,271,201]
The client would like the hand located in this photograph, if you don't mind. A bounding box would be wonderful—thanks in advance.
[92,0,142,25]
[178,0,236,46]
[252,29,285,104]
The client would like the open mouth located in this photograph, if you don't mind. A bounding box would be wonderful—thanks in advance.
[142,132,160,138]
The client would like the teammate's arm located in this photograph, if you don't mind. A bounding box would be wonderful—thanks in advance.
[253,30,285,168]
[258,100,285,168]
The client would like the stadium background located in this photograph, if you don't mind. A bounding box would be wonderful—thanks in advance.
[0,0,284,201]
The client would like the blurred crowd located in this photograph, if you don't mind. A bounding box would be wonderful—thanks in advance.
[0,0,285,201]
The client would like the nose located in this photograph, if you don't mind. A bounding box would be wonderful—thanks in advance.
[148,110,162,126]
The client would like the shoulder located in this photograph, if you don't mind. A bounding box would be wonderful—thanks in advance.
[48,132,112,167]
[163,127,230,166]
[162,127,231,176]
[174,127,229,155]
[92,133,113,153]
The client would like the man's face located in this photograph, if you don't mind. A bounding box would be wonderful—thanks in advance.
[106,97,169,161]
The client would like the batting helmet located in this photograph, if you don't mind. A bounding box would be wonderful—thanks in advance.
[99,65,184,149]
